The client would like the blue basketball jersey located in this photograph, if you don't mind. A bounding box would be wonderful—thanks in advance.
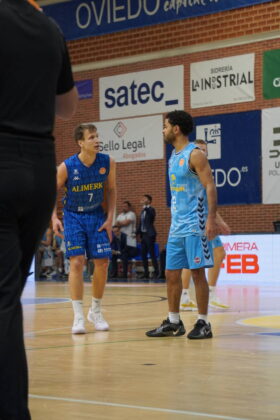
[63,153,110,213]
[168,142,208,237]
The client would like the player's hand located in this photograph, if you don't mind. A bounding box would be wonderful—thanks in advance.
[98,219,113,242]
[52,217,64,239]
[205,216,218,241]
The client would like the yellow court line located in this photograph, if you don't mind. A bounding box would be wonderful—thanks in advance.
[238,315,280,328]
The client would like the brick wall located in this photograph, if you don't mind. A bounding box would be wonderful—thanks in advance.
[54,1,280,249]
[68,2,280,65]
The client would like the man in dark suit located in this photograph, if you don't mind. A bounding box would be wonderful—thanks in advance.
[137,195,159,279]
[110,225,138,279]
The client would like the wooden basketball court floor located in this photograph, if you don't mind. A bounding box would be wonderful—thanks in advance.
[23,280,280,420]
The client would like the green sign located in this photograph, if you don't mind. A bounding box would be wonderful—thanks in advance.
[263,49,280,99]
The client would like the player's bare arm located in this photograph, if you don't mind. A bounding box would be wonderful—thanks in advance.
[98,157,117,242]
[190,148,218,241]
[51,162,68,238]
[216,212,231,235]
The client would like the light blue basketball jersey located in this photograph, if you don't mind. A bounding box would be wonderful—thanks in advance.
[168,142,208,237]
[63,153,110,213]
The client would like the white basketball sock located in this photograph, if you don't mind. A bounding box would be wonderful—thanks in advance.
[209,286,216,295]
[198,314,208,323]
[169,312,180,324]
[72,300,84,319]
[92,297,101,313]
[182,288,190,297]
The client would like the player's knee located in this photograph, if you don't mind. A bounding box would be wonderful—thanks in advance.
[94,259,109,271]
[191,268,206,283]
[215,246,226,262]
[70,256,84,271]
[165,269,180,283]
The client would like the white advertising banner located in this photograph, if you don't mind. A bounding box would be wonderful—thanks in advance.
[216,234,280,283]
[262,107,280,204]
[190,54,255,108]
[92,115,163,162]
[99,65,184,120]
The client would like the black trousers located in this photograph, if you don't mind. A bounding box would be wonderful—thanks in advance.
[141,233,159,277]
[110,254,120,277]
[0,137,56,420]
[121,246,138,278]
[111,246,138,278]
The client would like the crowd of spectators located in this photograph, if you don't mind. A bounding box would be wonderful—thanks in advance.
[37,227,69,280]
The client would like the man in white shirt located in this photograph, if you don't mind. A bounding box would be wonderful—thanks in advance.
[116,201,137,247]
[116,201,138,278]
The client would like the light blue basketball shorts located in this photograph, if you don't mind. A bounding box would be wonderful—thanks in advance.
[211,235,223,249]
[166,235,213,270]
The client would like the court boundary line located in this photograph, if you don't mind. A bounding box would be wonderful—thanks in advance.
[236,314,280,328]
[26,329,278,352]
[22,297,71,305]
[25,323,150,338]
[29,394,250,420]
[23,294,167,312]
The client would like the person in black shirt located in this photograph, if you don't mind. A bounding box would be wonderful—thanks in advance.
[0,1,78,418]
[137,194,159,279]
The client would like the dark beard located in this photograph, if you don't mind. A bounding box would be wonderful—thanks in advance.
[164,135,175,145]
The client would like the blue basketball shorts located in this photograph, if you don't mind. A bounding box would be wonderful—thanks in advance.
[166,235,213,270]
[63,209,111,260]
[211,235,223,249]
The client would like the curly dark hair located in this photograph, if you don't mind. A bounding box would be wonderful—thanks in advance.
[165,110,194,136]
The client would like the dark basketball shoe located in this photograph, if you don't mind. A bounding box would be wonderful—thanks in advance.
[146,318,186,337]
[187,319,213,339]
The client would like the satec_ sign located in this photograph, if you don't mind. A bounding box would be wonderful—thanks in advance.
[99,65,184,120]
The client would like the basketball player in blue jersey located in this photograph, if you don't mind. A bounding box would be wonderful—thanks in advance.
[52,124,116,334]
[180,139,231,311]
[146,110,226,339]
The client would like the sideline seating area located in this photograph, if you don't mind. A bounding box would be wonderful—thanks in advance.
[109,243,161,281]
[36,241,164,282]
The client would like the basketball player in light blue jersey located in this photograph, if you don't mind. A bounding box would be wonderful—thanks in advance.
[180,139,231,311]
[52,124,116,334]
[147,110,222,339]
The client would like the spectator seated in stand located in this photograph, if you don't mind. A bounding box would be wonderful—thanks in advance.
[38,227,55,279]
[110,225,138,279]
[53,234,67,279]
